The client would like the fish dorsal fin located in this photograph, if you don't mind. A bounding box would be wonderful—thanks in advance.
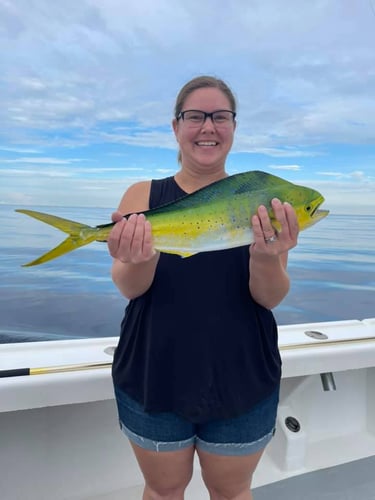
[232,171,292,195]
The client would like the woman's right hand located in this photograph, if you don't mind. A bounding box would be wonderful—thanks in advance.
[107,211,157,264]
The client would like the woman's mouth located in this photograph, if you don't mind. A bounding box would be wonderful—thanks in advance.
[196,141,218,147]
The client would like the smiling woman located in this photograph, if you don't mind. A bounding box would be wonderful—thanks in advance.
[105,75,302,500]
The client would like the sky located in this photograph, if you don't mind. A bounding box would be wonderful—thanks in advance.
[0,0,374,214]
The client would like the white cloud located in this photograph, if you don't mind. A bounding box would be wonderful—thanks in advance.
[0,0,374,214]
[2,157,85,164]
[268,164,302,171]
[96,124,177,149]
[317,170,374,182]
[1,0,374,147]
[0,146,40,153]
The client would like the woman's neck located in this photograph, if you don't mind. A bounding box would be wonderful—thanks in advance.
[174,167,228,193]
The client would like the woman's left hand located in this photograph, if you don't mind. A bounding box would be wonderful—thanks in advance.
[250,198,299,256]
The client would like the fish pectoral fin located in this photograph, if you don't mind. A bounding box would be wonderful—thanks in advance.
[179,251,197,258]
[160,249,198,258]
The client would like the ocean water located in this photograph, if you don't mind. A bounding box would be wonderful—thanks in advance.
[0,205,374,343]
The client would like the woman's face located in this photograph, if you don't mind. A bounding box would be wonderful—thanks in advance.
[173,87,236,171]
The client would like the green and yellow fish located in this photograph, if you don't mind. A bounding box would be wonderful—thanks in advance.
[16,170,329,267]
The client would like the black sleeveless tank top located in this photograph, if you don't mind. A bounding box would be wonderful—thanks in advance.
[112,176,281,423]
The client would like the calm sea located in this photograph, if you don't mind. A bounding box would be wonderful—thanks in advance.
[0,204,374,343]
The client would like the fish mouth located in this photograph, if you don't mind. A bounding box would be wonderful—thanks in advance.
[310,196,329,220]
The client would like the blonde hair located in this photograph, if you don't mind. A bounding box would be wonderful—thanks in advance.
[174,76,237,164]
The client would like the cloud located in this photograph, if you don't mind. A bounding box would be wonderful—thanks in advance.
[98,128,177,149]
[1,0,374,147]
[0,146,41,153]
[0,0,374,213]
[268,164,302,171]
[2,157,85,164]
[317,170,374,182]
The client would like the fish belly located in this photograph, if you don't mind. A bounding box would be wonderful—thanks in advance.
[147,194,257,257]
[153,225,254,257]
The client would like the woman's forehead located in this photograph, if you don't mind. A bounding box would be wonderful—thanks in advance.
[182,87,232,110]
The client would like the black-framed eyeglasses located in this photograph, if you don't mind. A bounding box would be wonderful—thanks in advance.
[176,109,236,127]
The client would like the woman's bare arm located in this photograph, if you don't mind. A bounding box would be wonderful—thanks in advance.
[108,181,160,299]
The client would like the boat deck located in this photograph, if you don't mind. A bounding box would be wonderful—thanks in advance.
[254,456,375,500]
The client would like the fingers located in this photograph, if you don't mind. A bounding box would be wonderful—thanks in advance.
[111,211,124,223]
[283,201,300,241]
[251,198,299,254]
[143,220,154,256]
[107,213,155,263]
[271,199,299,240]
[253,203,276,240]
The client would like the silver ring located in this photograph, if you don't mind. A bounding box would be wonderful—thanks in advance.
[265,234,278,243]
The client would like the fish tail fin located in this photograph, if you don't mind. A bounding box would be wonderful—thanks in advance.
[16,209,98,267]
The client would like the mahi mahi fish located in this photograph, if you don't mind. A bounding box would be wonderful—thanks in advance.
[16,170,329,267]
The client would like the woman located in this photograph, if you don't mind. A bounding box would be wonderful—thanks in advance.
[107,75,299,500]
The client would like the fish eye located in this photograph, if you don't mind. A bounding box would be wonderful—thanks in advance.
[306,204,312,212]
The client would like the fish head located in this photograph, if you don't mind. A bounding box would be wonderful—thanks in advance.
[295,193,330,230]
[270,184,329,232]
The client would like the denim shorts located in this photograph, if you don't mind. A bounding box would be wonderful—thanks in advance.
[114,386,279,456]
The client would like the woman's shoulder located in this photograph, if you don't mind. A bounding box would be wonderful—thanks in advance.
[117,176,183,212]
[118,180,152,213]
